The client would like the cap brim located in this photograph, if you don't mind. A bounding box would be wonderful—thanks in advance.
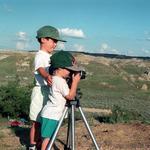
[58,39,67,42]
[54,37,67,42]
[65,65,85,72]
[36,36,67,42]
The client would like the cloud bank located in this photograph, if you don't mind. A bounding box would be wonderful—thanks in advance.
[59,28,85,39]
[16,31,29,50]
[99,42,120,54]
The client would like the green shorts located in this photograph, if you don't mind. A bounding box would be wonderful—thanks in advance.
[40,117,59,138]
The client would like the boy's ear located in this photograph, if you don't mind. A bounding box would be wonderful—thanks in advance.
[41,37,47,43]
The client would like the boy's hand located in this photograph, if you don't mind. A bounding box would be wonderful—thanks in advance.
[72,73,81,83]
[65,73,81,100]
[46,75,52,86]
[38,67,52,86]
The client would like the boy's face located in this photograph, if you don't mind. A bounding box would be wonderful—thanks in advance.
[46,38,58,51]
[61,68,70,78]
[41,37,58,53]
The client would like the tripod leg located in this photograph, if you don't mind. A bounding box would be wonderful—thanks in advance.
[47,107,68,150]
[78,107,100,150]
[66,109,71,149]
[71,104,75,150]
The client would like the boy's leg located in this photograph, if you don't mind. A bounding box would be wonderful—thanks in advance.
[41,138,50,150]
[29,86,46,149]
[29,121,41,148]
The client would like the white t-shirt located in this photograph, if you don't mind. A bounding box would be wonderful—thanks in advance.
[34,50,51,86]
[41,76,69,120]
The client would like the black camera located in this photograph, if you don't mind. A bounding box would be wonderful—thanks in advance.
[67,70,86,87]
[78,70,86,79]
[69,70,86,80]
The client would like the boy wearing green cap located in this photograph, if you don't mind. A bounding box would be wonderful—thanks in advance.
[29,26,66,150]
[40,51,81,150]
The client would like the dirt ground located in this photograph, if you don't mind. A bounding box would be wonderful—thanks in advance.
[0,120,150,150]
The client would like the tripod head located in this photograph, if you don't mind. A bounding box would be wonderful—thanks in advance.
[75,88,82,100]
[66,88,82,108]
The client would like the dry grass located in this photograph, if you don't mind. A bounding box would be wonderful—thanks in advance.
[0,119,150,150]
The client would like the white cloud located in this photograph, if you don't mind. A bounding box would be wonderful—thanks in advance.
[72,44,85,52]
[101,43,109,50]
[111,49,120,54]
[99,42,120,54]
[16,42,27,50]
[141,48,150,55]
[16,32,27,41]
[59,28,85,38]
[16,31,29,50]
[56,42,65,50]
[126,50,135,56]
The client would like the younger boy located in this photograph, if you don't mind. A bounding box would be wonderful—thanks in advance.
[40,51,82,150]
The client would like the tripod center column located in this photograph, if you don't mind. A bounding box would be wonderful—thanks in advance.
[71,104,75,150]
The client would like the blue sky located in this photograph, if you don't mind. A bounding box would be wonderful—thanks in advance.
[0,0,150,56]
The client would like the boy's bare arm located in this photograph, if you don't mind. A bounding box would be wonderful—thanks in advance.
[65,73,81,100]
[37,67,52,86]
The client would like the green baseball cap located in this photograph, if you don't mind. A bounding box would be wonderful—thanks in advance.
[51,51,83,71]
[36,25,66,42]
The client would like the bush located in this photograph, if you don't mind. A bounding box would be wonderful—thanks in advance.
[96,105,145,124]
[0,80,33,120]
[109,105,144,123]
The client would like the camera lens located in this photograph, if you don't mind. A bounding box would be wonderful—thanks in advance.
[80,71,86,79]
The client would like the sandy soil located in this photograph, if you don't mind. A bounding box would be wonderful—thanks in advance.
[0,120,150,150]
[56,120,150,150]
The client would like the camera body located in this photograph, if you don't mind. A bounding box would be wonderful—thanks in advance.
[76,70,86,79]
[67,70,86,87]
[69,69,86,80]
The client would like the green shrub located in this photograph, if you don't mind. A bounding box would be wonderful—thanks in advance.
[0,79,33,120]
[109,105,144,123]
[95,105,146,124]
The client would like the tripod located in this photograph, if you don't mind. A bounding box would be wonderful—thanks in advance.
[47,94,100,150]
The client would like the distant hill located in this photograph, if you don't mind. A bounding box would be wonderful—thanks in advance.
[1,49,150,60]
[66,50,150,60]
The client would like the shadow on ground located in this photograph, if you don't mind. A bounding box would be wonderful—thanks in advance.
[11,126,68,150]
[10,126,30,149]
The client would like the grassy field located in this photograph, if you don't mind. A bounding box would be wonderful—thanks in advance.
[76,55,150,122]
[0,51,150,123]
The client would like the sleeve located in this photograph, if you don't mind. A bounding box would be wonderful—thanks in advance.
[61,81,70,97]
[34,54,45,71]
[56,78,70,97]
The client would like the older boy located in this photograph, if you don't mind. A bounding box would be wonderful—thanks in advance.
[29,26,66,150]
